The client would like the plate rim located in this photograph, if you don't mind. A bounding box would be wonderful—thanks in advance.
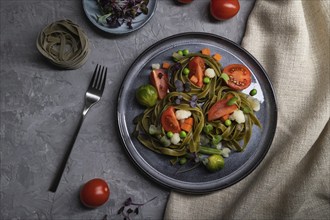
[82,0,158,35]
[117,32,278,194]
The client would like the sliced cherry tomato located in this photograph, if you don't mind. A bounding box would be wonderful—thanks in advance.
[223,64,251,90]
[176,0,193,3]
[161,106,181,133]
[150,69,169,99]
[80,178,110,208]
[188,56,205,88]
[210,0,240,20]
[207,94,238,121]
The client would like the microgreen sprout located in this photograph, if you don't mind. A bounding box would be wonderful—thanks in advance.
[115,196,157,220]
[96,0,150,29]
[220,73,229,82]
[212,134,223,145]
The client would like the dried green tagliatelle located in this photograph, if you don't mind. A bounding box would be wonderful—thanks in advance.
[36,19,90,69]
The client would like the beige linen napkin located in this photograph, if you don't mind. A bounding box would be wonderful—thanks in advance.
[164,0,330,219]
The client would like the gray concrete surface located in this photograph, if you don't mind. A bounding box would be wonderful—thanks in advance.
[0,0,255,219]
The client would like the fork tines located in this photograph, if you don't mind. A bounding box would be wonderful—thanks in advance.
[91,64,107,91]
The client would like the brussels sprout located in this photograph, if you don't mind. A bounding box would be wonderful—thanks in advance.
[204,154,225,172]
[136,84,158,107]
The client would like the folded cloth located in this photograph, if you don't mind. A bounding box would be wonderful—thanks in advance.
[164,0,330,219]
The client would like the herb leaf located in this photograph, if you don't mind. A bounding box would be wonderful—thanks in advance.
[96,0,150,29]
[117,196,157,220]
[117,206,125,214]
[220,73,229,82]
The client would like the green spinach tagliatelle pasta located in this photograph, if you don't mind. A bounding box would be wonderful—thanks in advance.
[134,51,261,165]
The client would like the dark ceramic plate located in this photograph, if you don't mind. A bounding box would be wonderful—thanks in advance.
[82,0,157,35]
[117,33,277,194]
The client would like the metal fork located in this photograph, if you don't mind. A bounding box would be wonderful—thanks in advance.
[49,64,107,192]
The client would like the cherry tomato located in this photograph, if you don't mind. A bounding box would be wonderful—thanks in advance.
[80,178,110,208]
[161,106,181,133]
[176,0,193,3]
[210,0,240,20]
[207,94,238,121]
[188,56,205,88]
[150,69,169,99]
[223,64,251,90]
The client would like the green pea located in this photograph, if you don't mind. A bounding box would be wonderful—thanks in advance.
[182,49,189,56]
[179,131,187,138]
[203,77,211,84]
[179,157,187,165]
[177,50,183,56]
[226,97,238,106]
[250,89,257,96]
[225,119,232,126]
[183,68,190,75]
[166,131,174,138]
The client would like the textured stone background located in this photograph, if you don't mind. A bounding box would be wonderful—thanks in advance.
[0,0,255,219]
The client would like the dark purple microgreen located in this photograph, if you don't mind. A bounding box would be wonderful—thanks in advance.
[174,80,184,92]
[191,94,198,102]
[174,80,183,87]
[117,206,125,214]
[193,152,200,163]
[169,63,182,75]
[184,82,191,92]
[117,196,157,220]
[96,0,149,29]
[124,197,132,206]
[190,101,197,108]
[175,98,181,105]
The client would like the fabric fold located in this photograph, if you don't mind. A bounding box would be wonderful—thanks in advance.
[164,0,330,219]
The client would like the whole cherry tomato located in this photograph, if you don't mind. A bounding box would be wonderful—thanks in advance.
[176,0,193,3]
[210,0,240,20]
[80,178,110,208]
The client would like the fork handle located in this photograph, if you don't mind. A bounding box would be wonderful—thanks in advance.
[49,115,84,192]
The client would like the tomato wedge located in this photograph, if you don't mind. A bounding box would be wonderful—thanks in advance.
[161,106,181,133]
[188,57,205,88]
[150,69,169,99]
[223,64,251,90]
[207,95,238,121]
